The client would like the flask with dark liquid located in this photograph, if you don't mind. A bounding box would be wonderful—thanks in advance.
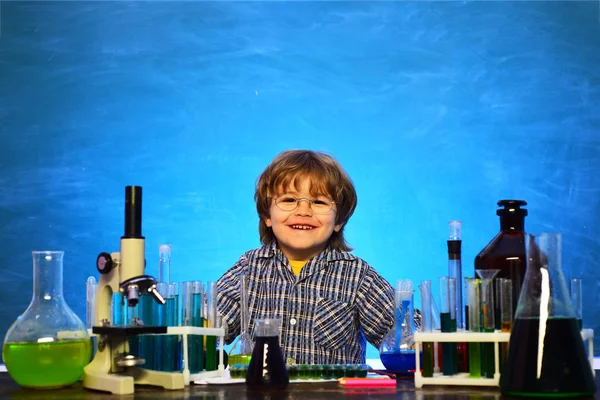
[500,233,596,397]
[246,318,289,389]
[475,200,527,328]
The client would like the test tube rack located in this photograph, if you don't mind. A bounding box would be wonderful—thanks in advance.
[413,328,594,389]
[88,326,226,386]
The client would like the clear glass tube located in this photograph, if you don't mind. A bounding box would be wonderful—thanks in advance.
[570,278,583,330]
[86,276,97,329]
[499,278,513,332]
[439,277,457,376]
[448,221,463,329]
[158,244,172,284]
[205,281,218,371]
[419,280,434,377]
[466,278,482,378]
[182,281,204,373]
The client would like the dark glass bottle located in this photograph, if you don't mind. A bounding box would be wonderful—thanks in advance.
[474,200,527,328]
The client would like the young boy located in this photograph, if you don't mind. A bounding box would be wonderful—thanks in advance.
[216,150,394,365]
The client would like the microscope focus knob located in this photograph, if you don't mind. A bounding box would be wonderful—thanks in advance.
[96,252,114,274]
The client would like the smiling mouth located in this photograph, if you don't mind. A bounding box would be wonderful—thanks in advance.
[290,225,315,230]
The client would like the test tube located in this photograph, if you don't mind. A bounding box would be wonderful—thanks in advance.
[570,278,583,330]
[158,244,172,284]
[86,276,97,329]
[439,277,457,376]
[476,270,499,378]
[204,281,218,371]
[499,278,513,332]
[153,282,169,371]
[498,278,512,366]
[466,278,482,378]
[419,280,434,377]
[183,281,204,373]
[163,282,180,371]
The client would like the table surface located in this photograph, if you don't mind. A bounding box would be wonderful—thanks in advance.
[1,371,599,400]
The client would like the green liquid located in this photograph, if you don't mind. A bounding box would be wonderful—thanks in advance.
[423,342,434,377]
[229,354,252,365]
[440,312,457,376]
[3,340,92,388]
[205,336,217,371]
[469,342,482,378]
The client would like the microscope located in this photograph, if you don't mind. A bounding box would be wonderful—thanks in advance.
[83,186,185,395]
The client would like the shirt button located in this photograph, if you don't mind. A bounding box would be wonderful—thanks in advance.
[290,318,297,325]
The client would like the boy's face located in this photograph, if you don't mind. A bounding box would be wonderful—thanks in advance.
[265,178,342,262]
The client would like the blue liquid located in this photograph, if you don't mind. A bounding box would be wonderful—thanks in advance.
[380,351,422,375]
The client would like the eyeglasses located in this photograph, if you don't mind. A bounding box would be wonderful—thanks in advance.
[272,194,336,214]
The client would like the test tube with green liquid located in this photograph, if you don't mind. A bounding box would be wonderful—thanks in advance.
[204,281,218,371]
[183,281,204,373]
[439,277,457,376]
[476,269,499,378]
[466,278,482,378]
[419,280,434,377]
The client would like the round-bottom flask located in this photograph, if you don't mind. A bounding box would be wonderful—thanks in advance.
[2,251,91,388]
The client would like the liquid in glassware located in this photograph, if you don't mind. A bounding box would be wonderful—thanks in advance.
[246,336,289,388]
[500,317,595,397]
[3,340,92,388]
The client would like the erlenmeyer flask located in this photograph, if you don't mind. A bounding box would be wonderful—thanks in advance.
[379,280,420,374]
[229,273,254,366]
[500,233,596,397]
[246,318,288,388]
[2,251,91,388]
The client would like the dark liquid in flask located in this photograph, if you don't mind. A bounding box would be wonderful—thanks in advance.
[500,317,595,397]
[246,336,289,388]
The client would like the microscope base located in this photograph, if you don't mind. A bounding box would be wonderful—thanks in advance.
[83,369,135,395]
[83,369,185,395]
[124,368,185,390]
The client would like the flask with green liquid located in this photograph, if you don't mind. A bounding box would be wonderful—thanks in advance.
[2,251,91,388]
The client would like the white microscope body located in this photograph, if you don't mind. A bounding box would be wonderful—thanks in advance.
[82,186,184,395]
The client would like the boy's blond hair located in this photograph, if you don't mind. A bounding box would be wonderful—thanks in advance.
[255,150,358,252]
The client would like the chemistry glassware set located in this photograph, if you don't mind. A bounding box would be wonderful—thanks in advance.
[379,202,595,397]
[1,191,597,398]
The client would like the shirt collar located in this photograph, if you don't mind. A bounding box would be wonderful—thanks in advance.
[258,241,356,264]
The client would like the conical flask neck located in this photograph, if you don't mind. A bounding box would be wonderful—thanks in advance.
[515,234,574,319]
[32,251,65,302]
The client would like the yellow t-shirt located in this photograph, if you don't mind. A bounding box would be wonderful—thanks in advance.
[289,260,307,276]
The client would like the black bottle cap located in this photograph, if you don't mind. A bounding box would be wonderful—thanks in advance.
[497,200,527,231]
[496,200,528,217]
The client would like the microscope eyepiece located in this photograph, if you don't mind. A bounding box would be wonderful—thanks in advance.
[123,186,144,239]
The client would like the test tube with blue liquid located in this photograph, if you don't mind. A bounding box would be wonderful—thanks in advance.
[439,277,457,375]
[183,280,204,373]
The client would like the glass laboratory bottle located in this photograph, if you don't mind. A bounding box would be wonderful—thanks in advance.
[246,318,289,388]
[2,251,91,388]
[500,233,596,397]
[474,200,527,327]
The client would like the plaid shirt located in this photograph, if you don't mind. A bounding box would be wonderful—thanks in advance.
[216,242,394,364]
